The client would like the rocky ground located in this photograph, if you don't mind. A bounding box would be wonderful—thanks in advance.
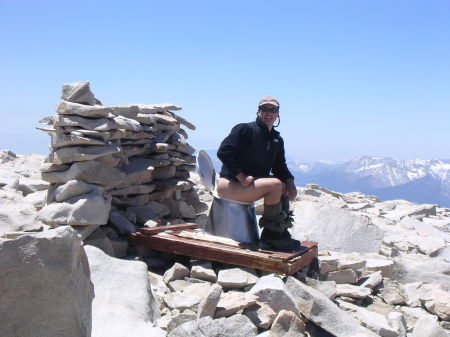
[1,150,449,337]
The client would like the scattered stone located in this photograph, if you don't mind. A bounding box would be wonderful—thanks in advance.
[163,262,191,284]
[163,291,201,311]
[361,271,383,289]
[249,274,298,314]
[269,310,307,337]
[197,283,223,318]
[215,291,258,318]
[326,268,358,284]
[336,284,371,299]
[243,302,277,329]
[411,316,448,337]
[380,287,405,305]
[217,267,259,290]
[285,277,379,337]
[167,315,258,337]
[365,258,394,277]
[190,261,217,282]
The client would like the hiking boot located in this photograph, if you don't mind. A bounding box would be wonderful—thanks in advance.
[259,228,300,252]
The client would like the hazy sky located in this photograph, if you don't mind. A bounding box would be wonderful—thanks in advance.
[1,0,449,163]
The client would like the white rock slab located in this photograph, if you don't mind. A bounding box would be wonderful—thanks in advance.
[167,315,258,337]
[163,262,191,284]
[215,291,258,318]
[0,227,93,337]
[284,277,379,337]
[292,199,384,253]
[269,310,307,337]
[411,316,448,337]
[217,267,259,290]
[85,246,164,337]
[190,262,217,282]
[249,274,298,314]
[38,190,111,226]
[243,302,276,329]
[336,284,372,299]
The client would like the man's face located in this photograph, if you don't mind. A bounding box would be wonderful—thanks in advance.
[258,104,279,127]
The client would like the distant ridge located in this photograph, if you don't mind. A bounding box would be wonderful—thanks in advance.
[201,150,450,207]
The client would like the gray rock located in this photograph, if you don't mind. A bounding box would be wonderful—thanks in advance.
[163,262,191,284]
[41,160,125,186]
[411,316,448,337]
[168,311,197,332]
[73,224,100,241]
[197,283,222,318]
[387,312,407,337]
[85,245,164,337]
[326,269,358,284]
[337,300,399,337]
[50,132,107,149]
[84,227,115,256]
[38,190,111,226]
[55,179,104,202]
[285,276,379,337]
[108,210,137,234]
[0,227,94,337]
[168,315,258,337]
[56,101,112,117]
[361,271,383,289]
[292,199,384,253]
[249,274,298,314]
[403,282,423,307]
[217,267,259,290]
[419,284,450,320]
[365,258,394,277]
[163,291,201,310]
[45,144,121,165]
[336,284,372,299]
[0,188,44,235]
[191,262,217,282]
[111,104,140,119]
[215,291,258,318]
[243,302,277,329]
[61,81,96,105]
[182,282,212,299]
[380,287,405,305]
[305,277,337,299]
[269,310,307,337]
[168,279,192,292]
[153,165,176,179]
[119,157,160,186]
[177,200,196,218]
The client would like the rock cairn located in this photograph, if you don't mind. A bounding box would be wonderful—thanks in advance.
[37,81,207,256]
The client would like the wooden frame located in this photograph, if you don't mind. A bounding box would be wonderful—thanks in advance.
[131,224,318,275]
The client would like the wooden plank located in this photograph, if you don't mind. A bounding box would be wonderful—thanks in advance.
[140,223,199,235]
[286,246,319,275]
[130,232,318,275]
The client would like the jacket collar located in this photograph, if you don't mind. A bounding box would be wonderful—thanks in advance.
[255,117,279,138]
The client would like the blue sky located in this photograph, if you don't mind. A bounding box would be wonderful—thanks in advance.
[1,0,449,163]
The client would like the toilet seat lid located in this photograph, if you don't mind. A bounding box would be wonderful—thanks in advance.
[197,150,216,193]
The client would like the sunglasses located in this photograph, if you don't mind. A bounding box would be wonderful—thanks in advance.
[260,106,279,113]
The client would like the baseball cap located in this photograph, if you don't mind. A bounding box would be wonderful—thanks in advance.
[258,96,280,107]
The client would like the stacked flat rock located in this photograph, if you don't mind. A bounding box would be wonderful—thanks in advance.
[37,81,206,255]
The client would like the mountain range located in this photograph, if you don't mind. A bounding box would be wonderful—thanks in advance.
[203,150,450,207]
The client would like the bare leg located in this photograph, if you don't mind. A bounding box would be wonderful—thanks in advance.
[216,177,283,205]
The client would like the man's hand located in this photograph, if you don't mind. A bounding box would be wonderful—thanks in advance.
[285,178,297,201]
[236,173,254,188]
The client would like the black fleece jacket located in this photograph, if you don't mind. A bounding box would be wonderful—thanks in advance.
[217,118,294,183]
